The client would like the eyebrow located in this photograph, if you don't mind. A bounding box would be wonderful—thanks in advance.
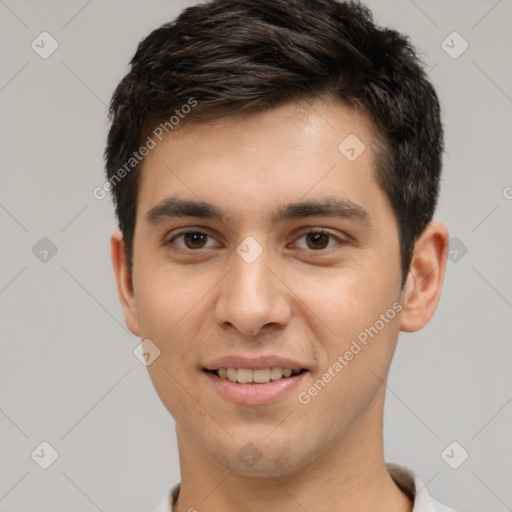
[145,195,371,226]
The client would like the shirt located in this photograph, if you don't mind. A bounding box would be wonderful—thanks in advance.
[151,462,456,512]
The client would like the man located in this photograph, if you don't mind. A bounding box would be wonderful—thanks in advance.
[105,0,455,510]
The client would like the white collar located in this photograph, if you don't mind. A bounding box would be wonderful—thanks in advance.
[152,463,456,512]
[386,463,456,512]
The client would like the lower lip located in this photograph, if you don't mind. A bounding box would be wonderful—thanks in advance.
[204,370,309,406]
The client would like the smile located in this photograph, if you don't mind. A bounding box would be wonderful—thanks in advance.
[209,367,304,383]
[204,368,309,405]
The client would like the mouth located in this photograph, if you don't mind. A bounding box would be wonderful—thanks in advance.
[205,367,308,384]
[203,366,310,405]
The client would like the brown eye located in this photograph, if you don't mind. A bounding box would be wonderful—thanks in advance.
[292,229,345,252]
[168,230,218,250]
[183,232,208,249]
[305,232,330,250]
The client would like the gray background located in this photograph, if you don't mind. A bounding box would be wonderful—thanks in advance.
[0,0,511,511]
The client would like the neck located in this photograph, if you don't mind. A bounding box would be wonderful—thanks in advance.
[173,386,413,512]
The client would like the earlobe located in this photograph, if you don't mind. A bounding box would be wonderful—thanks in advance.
[399,222,449,333]
[110,231,141,336]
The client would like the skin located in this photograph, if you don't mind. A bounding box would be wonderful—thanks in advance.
[111,98,449,512]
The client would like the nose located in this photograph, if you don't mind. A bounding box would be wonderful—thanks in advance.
[214,248,292,337]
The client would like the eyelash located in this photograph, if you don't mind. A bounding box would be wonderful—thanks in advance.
[166,228,345,252]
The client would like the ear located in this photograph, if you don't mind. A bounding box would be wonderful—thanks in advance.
[399,222,449,332]
[111,231,141,336]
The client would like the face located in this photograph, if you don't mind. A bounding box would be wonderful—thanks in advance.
[113,99,437,478]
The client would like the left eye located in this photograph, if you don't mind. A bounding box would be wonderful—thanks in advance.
[294,230,340,250]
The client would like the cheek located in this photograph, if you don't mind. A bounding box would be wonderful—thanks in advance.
[293,259,402,398]
[134,268,210,416]
[132,263,210,371]
[135,259,198,329]
[297,267,397,338]
[294,271,401,426]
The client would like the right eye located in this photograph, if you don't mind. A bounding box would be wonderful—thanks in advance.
[167,230,221,251]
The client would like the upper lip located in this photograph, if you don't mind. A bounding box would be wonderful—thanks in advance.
[204,355,308,372]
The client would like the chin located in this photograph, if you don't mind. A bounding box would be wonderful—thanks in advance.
[212,452,301,478]
[205,435,314,478]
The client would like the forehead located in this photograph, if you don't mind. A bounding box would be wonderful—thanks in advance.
[136,99,385,223]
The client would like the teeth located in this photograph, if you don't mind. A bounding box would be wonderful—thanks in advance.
[236,368,252,383]
[253,369,270,383]
[215,367,300,383]
[270,367,283,380]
